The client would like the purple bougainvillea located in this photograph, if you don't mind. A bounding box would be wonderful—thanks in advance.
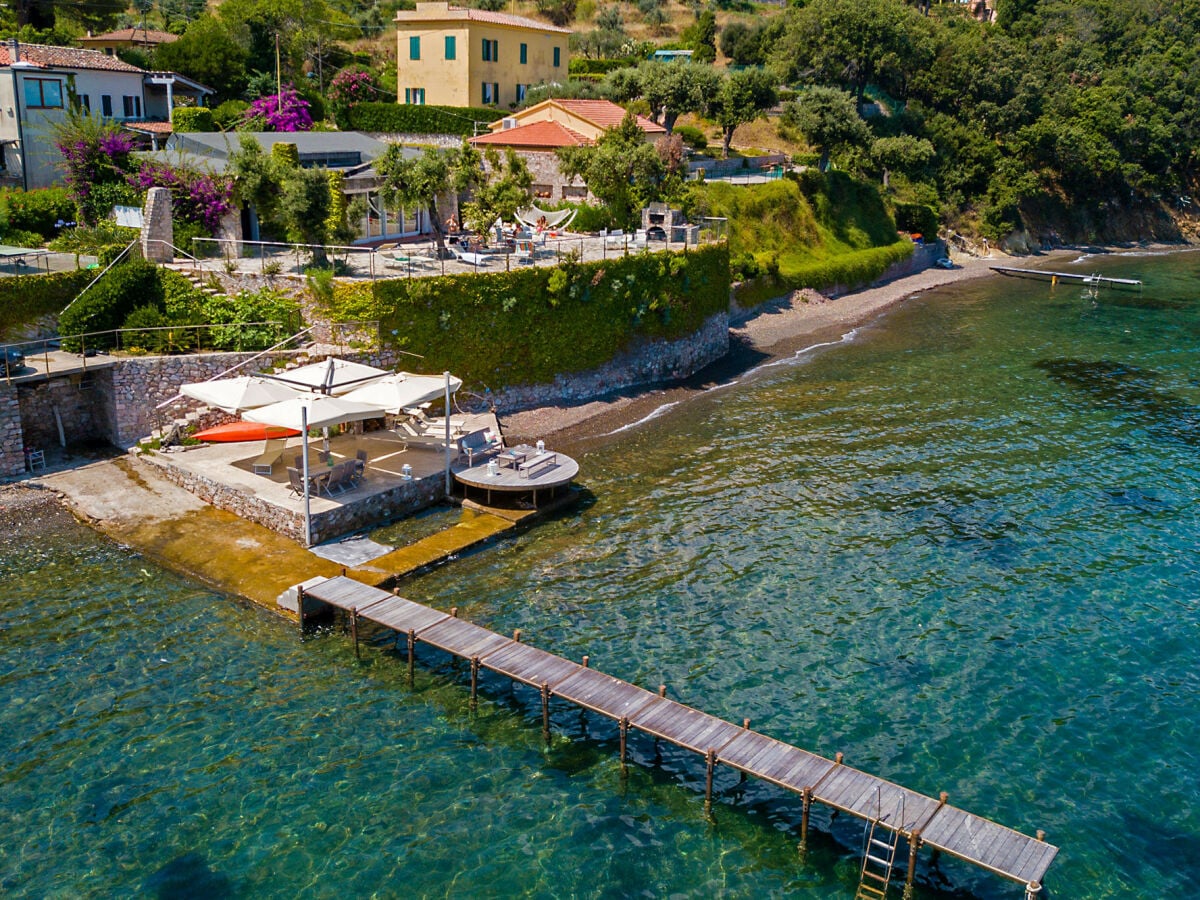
[129,162,235,233]
[53,120,138,225]
[241,85,313,133]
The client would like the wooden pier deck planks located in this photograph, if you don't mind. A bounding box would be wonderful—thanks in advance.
[991,265,1142,287]
[301,576,1058,890]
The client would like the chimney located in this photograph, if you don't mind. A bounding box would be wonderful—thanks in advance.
[8,39,18,64]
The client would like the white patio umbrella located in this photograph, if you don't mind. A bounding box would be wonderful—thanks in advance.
[262,357,389,396]
[180,376,301,414]
[341,372,463,413]
[245,394,387,547]
[244,394,386,431]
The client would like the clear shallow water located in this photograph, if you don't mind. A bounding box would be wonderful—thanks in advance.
[4,251,1200,899]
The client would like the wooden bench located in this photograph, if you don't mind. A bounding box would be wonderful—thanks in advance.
[518,451,556,477]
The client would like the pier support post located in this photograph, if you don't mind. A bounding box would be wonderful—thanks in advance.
[297,585,306,634]
[903,831,922,900]
[407,629,416,684]
[619,717,629,775]
[1025,882,1042,900]
[704,749,716,819]
[350,607,359,659]
[799,787,812,855]
[470,656,480,709]
[541,682,551,744]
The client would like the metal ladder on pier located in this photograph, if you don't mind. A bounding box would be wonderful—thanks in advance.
[855,789,902,900]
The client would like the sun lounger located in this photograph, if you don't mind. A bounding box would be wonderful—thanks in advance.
[451,248,492,267]
[252,437,288,475]
[604,229,625,249]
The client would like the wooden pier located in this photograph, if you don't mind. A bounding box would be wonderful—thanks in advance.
[301,576,1058,898]
[991,265,1143,289]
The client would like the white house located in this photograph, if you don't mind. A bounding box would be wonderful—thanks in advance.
[0,39,210,190]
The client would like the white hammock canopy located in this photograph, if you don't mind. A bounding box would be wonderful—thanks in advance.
[514,206,578,231]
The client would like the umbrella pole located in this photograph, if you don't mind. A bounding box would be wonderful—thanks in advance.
[444,371,452,496]
[302,407,312,547]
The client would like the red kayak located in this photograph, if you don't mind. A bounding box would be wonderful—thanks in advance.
[193,422,300,443]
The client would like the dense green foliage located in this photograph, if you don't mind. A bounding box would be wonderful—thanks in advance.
[59,259,164,351]
[0,188,73,242]
[171,108,215,133]
[324,244,729,388]
[684,172,912,301]
[346,103,499,136]
[770,0,1200,240]
[0,269,94,341]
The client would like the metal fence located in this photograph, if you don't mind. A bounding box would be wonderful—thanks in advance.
[187,225,728,282]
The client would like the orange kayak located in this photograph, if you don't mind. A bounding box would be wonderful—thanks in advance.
[193,422,300,443]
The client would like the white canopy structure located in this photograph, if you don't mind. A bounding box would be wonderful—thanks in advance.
[180,376,301,414]
[514,205,577,231]
[262,358,389,396]
[243,394,386,431]
[341,372,463,413]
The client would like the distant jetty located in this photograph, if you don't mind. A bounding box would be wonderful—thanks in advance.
[991,265,1143,290]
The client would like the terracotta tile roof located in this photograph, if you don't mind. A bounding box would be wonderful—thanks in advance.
[469,120,592,148]
[79,28,178,45]
[125,121,173,134]
[397,5,572,34]
[0,43,146,73]
[551,99,666,133]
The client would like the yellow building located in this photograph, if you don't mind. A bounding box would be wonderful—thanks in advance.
[394,2,571,109]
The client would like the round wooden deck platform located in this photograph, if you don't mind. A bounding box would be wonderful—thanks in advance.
[454,448,578,507]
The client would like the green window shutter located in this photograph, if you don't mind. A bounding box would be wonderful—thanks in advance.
[553,47,560,67]
[445,35,456,60]
[520,43,527,64]
[410,36,420,60]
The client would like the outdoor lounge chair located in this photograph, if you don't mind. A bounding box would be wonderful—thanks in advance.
[287,466,305,498]
[451,248,491,267]
[353,450,368,482]
[252,437,288,475]
[604,228,625,249]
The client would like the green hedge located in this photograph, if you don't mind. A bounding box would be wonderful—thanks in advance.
[0,187,74,240]
[327,244,730,388]
[734,239,914,306]
[568,57,636,75]
[347,102,499,136]
[172,107,214,133]
[59,258,164,352]
[0,268,93,341]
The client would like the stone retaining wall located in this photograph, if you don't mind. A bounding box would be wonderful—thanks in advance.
[18,372,104,451]
[0,385,24,477]
[488,311,730,413]
[144,451,445,543]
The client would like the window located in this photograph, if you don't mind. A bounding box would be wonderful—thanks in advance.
[516,83,528,103]
[553,46,561,67]
[482,82,499,105]
[122,95,142,118]
[562,185,587,200]
[409,36,421,60]
[482,38,498,62]
[80,94,91,112]
[520,42,527,64]
[532,183,552,199]
[404,87,426,105]
[101,95,113,117]
[445,35,456,59]
[23,78,64,109]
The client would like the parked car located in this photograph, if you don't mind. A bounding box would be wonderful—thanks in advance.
[1,347,25,375]
[934,256,954,270]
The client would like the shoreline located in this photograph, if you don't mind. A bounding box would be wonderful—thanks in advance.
[500,251,1019,449]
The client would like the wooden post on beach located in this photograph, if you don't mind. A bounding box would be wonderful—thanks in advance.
[470,656,480,709]
[541,682,551,743]
[350,607,359,659]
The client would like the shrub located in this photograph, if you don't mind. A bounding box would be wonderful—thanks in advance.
[674,125,707,152]
[0,187,74,239]
[347,102,498,136]
[121,305,170,353]
[0,269,95,341]
[1,229,44,248]
[892,202,938,239]
[49,221,140,255]
[172,107,214,133]
[59,258,164,351]
[240,85,313,132]
[568,57,634,75]
[212,99,250,130]
[202,287,301,350]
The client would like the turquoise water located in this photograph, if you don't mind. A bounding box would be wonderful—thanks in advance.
[4,250,1200,898]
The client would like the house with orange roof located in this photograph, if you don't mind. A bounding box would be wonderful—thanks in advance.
[468,98,667,202]
[79,28,179,56]
[394,2,570,109]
